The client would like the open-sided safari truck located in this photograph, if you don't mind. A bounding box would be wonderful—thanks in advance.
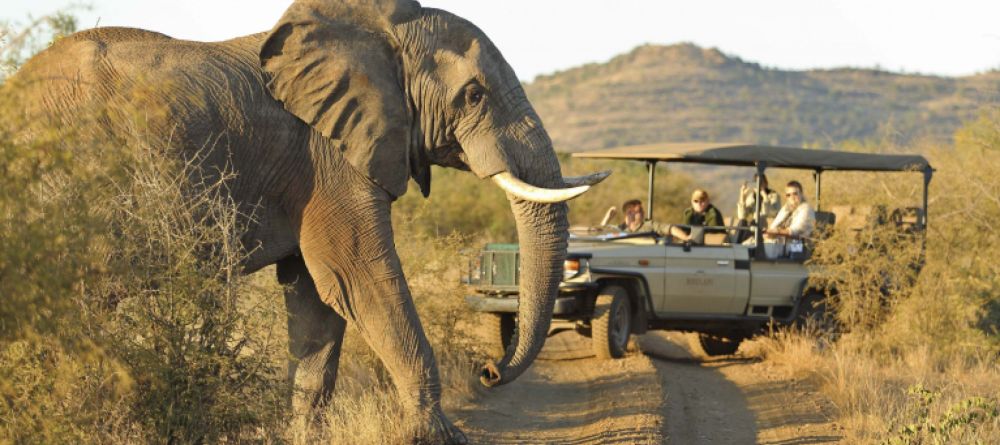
[466,143,933,358]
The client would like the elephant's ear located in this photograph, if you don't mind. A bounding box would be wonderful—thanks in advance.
[260,0,421,198]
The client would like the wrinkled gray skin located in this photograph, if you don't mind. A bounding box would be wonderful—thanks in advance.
[10,0,572,443]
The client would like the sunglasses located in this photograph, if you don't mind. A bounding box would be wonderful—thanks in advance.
[785,192,799,197]
[692,199,707,203]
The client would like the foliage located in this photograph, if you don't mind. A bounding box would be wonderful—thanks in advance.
[749,107,1000,444]
[0,24,290,440]
[0,67,135,442]
[884,385,999,445]
[92,146,289,443]
[0,6,85,82]
[0,114,291,444]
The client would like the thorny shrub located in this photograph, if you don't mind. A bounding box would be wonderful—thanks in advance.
[0,73,290,442]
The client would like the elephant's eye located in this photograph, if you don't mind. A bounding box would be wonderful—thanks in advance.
[466,86,485,106]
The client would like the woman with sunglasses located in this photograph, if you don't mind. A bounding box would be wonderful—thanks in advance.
[766,180,816,240]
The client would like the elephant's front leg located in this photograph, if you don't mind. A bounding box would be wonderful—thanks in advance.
[277,254,347,417]
[296,184,466,444]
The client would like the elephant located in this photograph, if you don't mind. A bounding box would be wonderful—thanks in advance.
[6,0,610,442]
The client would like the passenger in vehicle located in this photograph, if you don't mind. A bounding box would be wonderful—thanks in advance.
[736,174,781,242]
[766,180,815,239]
[675,189,726,240]
[601,199,672,235]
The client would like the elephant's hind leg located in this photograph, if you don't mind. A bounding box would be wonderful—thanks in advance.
[277,254,347,416]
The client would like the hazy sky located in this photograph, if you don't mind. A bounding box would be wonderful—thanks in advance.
[5,1,999,80]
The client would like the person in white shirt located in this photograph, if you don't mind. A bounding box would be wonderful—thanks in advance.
[766,180,815,239]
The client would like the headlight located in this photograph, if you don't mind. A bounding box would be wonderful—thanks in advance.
[564,258,586,279]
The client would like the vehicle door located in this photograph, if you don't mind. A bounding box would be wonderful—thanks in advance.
[586,240,668,308]
[658,243,750,314]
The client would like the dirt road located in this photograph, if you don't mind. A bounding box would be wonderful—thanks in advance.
[456,331,842,444]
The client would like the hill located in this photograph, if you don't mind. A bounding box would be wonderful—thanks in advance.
[524,43,1000,151]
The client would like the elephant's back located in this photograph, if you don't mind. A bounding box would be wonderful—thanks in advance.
[12,26,285,149]
[14,27,175,94]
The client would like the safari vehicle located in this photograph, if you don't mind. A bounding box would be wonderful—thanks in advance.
[466,143,933,358]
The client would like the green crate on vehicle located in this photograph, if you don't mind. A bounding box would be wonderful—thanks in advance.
[476,243,519,292]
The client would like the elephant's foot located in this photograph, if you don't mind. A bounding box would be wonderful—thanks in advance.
[412,407,467,445]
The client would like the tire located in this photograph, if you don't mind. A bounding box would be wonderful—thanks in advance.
[592,285,632,359]
[794,292,836,333]
[483,313,516,359]
[697,334,742,356]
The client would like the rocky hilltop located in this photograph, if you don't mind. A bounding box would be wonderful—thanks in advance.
[524,43,1000,151]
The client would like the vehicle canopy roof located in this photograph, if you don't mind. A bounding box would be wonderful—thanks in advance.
[572,142,932,172]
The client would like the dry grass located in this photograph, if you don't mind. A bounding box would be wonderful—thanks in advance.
[742,108,1000,444]
[746,332,999,444]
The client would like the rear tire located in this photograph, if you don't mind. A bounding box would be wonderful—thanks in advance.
[697,334,742,356]
[592,285,632,359]
[483,313,516,359]
[795,292,836,333]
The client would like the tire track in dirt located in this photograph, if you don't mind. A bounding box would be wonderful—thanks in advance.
[455,331,662,444]
[455,330,842,444]
[640,333,758,443]
[642,332,844,444]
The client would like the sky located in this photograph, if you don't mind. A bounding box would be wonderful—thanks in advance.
[4,1,999,81]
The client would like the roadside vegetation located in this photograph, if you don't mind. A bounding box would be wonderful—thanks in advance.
[2,10,999,445]
[744,107,1000,443]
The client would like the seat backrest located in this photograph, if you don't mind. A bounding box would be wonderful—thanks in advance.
[830,205,872,231]
[705,232,728,245]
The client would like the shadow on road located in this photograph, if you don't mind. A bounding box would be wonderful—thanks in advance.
[642,332,842,445]
[640,332,759,444]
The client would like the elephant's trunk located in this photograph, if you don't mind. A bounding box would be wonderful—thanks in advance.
[480,186,568,387]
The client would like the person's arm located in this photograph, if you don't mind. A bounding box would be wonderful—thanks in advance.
[668,224,690,241]
[652,221,672,236]
[787,205,815,238]
[737,184,750,221]
[600,206,617,226]
[765,206,788,238]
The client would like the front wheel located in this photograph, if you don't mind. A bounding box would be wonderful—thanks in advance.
[697,334,742,356]
[483,313,516,359]
[592,285,632,359]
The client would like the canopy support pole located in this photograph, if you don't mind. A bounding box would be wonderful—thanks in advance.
[813,169,823,211]
[646,160,657,221]
[754,162,767,259]
[923,167,933,229]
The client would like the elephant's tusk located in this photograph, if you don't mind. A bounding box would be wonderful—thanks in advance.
[562,170,612,187]
[492,172,590,203]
